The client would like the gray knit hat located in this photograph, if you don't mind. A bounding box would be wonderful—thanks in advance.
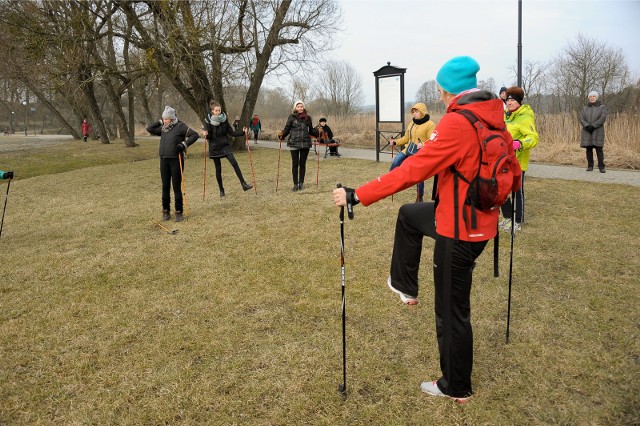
[162,106,177,120]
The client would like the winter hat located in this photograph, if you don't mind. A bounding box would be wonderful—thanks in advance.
[162,106,177,120]
[294,100,305,109]
[506,87,525,104]
[436,56,480,95]
[588,91,599,98]
[499,86,508,95]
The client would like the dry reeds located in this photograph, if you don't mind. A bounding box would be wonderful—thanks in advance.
[261,112,640,169]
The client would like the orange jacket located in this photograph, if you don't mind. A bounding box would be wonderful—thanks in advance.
[356,90,515,242]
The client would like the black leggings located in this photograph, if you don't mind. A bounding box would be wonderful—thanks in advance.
[290,148,310,185]
[160,156,184,212]
[501,171,526,223]
[212,153,247,191]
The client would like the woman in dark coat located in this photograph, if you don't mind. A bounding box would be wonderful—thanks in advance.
[203,101,253,197]
[146,106,199,222]
[580,91,608,173]
[278,100,318,191]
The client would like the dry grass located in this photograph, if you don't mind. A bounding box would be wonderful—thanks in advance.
[0,139,639,424]
[260,112,640,170]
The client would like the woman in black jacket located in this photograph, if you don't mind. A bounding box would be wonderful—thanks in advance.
[203,101,253,197]
[278,100,319,191]
[146,106,199,222]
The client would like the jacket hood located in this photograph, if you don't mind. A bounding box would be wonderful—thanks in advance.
[448,89,505,129]
[410,102,427,118]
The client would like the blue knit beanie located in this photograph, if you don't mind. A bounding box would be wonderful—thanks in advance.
[436,56,480,95]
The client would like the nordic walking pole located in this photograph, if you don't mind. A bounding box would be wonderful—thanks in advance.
[276,134,283,192]
[178,151,188,216]
[336,183,352,397]
[390,139,395,202]
[245,130,257,194]
[316,139,320,189]
[203,139,207,200]
[506,191,516,343]
[0,176,13,239]
[152,220,178,235]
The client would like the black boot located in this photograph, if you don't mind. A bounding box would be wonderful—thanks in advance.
[242,182,253,191]
[599,167,606,173]
[586,166,593,171]
[298,182,304,191]
[175,211,184,222]
[162,210,171,221]
[220,189,225,197]
[292,183,298,192]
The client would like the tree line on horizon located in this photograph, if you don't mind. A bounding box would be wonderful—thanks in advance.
[0,1,637,146]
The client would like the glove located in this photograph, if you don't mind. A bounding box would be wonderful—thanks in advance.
[176,142,186,152]
[278,130,284,139]
[512,140,522,150]
[585,125,595,133]
[343,186,359,206]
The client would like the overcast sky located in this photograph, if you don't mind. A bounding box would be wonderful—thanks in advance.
[312,0,640,105]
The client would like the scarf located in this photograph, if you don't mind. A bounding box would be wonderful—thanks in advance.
[161,119,178,133]
[412,114,430,125]
[206,112,227,126]
[296,112,309,121]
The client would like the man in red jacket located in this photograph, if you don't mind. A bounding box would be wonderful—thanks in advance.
[332,56,517,403]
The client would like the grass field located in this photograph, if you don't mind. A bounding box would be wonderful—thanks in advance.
[1,138,639,424]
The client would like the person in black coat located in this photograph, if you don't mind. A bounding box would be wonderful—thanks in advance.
[317,117,340,157]
[146,106,199,222]
[278,100,319,191]
[202,101,253,197]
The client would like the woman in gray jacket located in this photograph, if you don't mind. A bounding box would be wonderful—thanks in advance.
[580,91,608,173]
[278,100,319,191]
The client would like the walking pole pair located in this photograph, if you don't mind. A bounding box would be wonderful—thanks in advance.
[245,130,257,194]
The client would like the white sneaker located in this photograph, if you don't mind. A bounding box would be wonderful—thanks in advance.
[420,380,472,404]
[502,219,521,233]
[386,276,418,305]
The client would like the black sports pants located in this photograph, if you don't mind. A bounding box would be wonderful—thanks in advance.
[390,202,487,398]
[160,156,184,212]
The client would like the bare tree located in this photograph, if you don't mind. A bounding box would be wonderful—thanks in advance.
[548,34,629,112]
[315,60,363,117]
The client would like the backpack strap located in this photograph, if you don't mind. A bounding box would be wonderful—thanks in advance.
[455,109,500,277]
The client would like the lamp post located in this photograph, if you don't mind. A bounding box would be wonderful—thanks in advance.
[10,111,14,134]
[21,100,27,136]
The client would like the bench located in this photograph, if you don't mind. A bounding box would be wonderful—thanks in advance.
[312,139,341,158]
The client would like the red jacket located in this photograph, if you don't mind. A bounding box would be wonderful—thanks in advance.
[356,90,515,242]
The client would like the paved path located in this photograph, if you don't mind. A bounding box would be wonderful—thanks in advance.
[252,140,640,188]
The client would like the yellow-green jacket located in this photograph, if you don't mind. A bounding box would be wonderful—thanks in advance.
[506,104,539,171]
[395,103,436,155]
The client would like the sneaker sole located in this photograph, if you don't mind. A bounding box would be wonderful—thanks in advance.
[387,277,418,305]
[420,381,471,404]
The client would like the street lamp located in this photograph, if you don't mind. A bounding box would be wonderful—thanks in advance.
[10,111,14,134]
[21,100,27,136]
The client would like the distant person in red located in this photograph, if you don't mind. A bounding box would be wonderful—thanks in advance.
[81,119,91,142]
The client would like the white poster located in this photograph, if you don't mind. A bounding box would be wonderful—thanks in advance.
[378,75,401,122]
